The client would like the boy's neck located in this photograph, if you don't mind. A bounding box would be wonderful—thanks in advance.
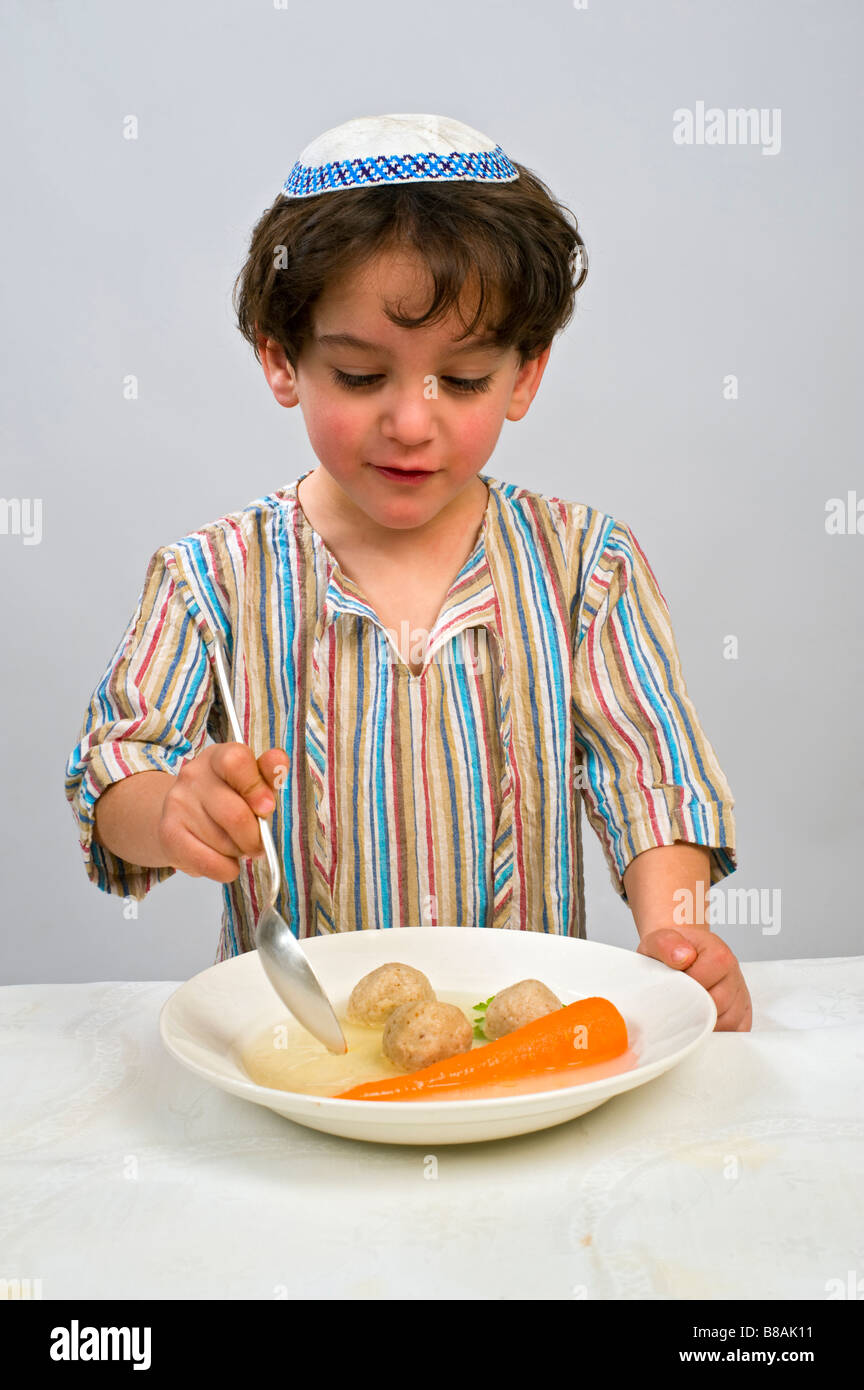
[297,466,489,567]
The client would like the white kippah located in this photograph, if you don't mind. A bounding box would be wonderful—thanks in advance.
[280,112,519,199]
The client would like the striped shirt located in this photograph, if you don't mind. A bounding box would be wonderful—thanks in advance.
[64,469,737,961]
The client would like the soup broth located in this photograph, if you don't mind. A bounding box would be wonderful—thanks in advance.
[239,989,639,1100]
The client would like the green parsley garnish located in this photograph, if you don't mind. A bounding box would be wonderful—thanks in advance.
[471,996,496,1041]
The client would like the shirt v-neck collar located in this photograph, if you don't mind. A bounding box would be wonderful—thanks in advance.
[285,470,503,663]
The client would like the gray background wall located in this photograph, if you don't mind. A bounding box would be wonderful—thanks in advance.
[2,0,860,983]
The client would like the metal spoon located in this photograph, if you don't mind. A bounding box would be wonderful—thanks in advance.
[209,630,347,1054]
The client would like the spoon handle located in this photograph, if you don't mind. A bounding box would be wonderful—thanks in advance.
[208,629,281,909]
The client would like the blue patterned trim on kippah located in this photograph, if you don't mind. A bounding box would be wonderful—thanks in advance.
[280,145,519,198]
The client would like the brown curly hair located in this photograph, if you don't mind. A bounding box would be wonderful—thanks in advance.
[232,161,588,371]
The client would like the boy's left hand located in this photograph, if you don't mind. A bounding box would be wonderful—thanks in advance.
[636,927,753,1031]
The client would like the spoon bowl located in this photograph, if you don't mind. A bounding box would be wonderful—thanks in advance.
[209,630,347,1054]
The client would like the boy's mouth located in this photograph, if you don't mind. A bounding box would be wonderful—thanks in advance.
[370,464,437,483]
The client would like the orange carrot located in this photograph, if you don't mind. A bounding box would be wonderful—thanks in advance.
[335,996,627,1100]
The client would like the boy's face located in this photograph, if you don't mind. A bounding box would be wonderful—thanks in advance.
[257,246,551,538]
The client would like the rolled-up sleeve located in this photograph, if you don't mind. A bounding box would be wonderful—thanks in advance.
[64,546,219,900]
[571,516,737,905]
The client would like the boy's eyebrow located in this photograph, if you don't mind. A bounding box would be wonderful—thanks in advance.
[315,332,506,356]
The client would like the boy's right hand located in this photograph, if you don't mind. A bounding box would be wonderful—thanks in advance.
[157,744,290,883]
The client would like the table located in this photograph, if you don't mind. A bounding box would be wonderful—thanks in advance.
[1,957,862,1300]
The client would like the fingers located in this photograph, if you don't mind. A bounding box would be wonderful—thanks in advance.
[158,816,246,883]
[258,747,291,795]
[210,743,279,817]
[640,928,739,994]
[715,985,753,1032]
[193,794,263,860]
[203,781,268,859]
[173,748,266,858]
[637,928,701,969]
[160,743,292,882]
[638,928,752,1032]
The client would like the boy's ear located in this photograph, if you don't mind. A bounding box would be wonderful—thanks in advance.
[256,331,301,408]
[505,343,552,422]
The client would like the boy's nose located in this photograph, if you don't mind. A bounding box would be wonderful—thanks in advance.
[378,383,439,444]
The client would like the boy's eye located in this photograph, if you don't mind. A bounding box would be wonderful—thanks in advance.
[329,368,494,394]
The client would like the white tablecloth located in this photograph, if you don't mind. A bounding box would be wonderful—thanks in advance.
[1,957,862,1300]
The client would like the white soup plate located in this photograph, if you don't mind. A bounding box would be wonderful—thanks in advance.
[159,927,715,1146]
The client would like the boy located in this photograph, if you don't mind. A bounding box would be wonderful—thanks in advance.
[65,114,750,1030]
